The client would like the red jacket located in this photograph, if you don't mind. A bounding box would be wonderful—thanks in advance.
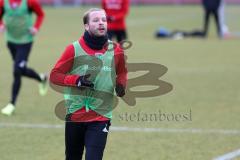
[50,37,128,122]
[102,0,129,30]
[0,0,44,30]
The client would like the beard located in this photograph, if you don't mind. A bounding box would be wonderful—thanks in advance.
[88,27,107,37]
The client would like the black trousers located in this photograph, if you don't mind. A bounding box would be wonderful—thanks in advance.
[65,120,111,160]
[7,42,41,105]
[203,8,221,37]
[107,30,127,42]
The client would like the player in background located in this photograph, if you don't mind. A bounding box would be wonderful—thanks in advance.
[202,0,223,38]
[0,0,47,116]
[102,0,129,42]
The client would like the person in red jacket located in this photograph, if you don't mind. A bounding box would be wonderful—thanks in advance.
[50,8,127,160]
[0,0,47,116]
[102,0,129,42]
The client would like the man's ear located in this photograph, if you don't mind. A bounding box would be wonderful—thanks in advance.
[84,24,89,31]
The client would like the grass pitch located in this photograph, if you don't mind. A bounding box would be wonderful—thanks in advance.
[0,5,240,160]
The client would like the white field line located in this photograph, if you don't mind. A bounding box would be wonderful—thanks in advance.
[213,149,240,160]
[0,122,240,135]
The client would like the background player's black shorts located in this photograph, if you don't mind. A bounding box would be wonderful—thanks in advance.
[7,42,33,68]
[108,29,127,42]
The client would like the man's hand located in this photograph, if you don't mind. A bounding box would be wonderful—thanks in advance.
[0,24,5,33]
[107,16,115,22]
[76,74,94,89]
[29,27,38,36]
[115,84,125,97]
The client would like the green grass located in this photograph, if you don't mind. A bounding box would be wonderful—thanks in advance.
[0,5,240,160]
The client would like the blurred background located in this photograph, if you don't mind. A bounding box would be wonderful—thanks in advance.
[0,0,240,160]
[38,0,240,6]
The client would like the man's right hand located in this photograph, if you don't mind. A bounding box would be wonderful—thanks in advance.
[0,24,5,33]
[76,74,94,89]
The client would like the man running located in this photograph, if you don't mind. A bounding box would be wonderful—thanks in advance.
[0,0,47,116]
[50,8,127,160]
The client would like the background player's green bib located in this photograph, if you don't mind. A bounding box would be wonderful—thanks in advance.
[3,0,33,44]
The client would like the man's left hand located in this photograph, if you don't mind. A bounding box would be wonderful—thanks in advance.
[115,84,125,97]
[29,27,38,36]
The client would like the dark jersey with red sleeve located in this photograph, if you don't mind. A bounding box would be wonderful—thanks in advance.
[0,0,44,30]
[50,37,128,122]
[102,0,129,30]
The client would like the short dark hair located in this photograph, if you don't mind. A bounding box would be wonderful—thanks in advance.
[83,8,105,25]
